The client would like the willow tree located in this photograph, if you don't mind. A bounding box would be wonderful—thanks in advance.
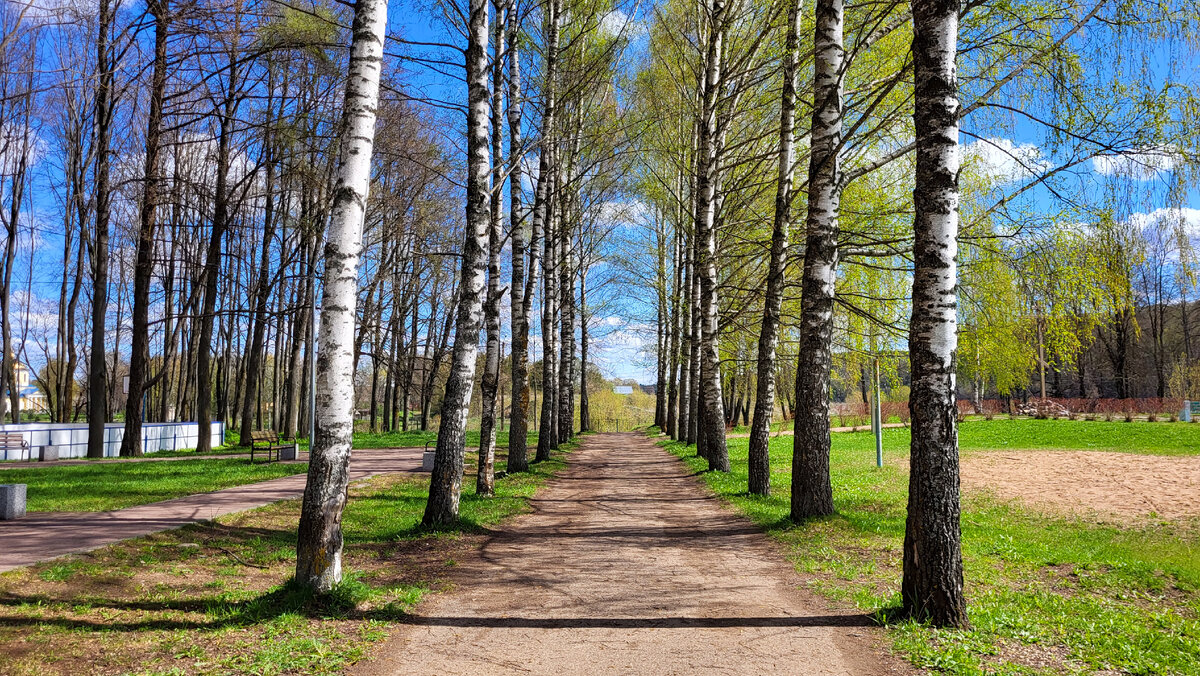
[294,0,390,592]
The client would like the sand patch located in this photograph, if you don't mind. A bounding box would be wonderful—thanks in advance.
[960,450,1200,521]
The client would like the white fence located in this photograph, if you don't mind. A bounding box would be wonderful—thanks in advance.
[0,421,226,461]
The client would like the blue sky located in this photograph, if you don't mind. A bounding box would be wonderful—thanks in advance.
[7,0,1199,388]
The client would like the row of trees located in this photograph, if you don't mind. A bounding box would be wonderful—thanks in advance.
[4,0,1198,632]
[295,0,639,586]
[632,0,1198,627]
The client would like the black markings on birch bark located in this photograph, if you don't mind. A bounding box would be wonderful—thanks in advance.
[423,0,492,526]
[295,0,390,591]
[748,0,802,495]
[902,0,969,629]
[791,0,844,520]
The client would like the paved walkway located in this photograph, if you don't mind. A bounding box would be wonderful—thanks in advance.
[0,448,425,573]
[356,433,901,676]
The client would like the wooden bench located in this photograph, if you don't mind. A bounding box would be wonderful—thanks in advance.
[0,433,30,461]
[249,430,295,463]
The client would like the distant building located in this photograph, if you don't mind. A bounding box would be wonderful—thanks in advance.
[4,360,47,414]
[613,385,634,395]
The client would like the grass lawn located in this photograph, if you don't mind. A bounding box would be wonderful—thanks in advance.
[660,427,1200,675]
[1,459,309,512]
[353,427,538,450]
[832,418,1200,456]
[0,444,573,674]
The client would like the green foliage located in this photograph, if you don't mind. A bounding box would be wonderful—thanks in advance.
[257,3,341,67]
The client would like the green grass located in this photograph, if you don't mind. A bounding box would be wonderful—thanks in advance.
[1,459,309,512]
[659,429,1200,675]
[0,442,575,674]
[828,418,1200,457]
[352,427,538,450]
[731,417,1200,455]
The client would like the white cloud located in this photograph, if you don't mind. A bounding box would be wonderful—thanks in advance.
[964,137,1052,184]
[597,199,651,226]
[598,10,644,38]
[1129,207,1200,237]
[0,123,47,175]
[1093,146,1179,179]
[5,0,95,26]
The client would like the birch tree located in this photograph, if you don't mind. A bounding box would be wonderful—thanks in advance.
[477,0,507,497]
[694,0,728,472]
[294,0,389,593]
[901,0,968,628]
[747,0,801,496]
[423,0,491,527]
[791,0,844,519]
[506,0,532,473]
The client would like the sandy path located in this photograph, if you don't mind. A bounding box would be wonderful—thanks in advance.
[961,450,1200,521]
[357,433,902,676]
[0,448,425,572]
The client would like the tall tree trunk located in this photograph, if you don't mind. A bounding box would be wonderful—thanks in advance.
[579,265,591,432]
[694,0,728,471]
[196,38,242,455]
[87,0,116,457]
[477,0,507,497]
[687,244,701,446]
[557,190,575,445]
[902,0,969,629]
[0,102,29,424]
[676,230,691,440]
[665,219,682,438]
[423,0,491,526]
[506,0,533,472]
[239,134,278,445]
[294,0,389,592]
[120,0,170,456]
[537,150,560,461]
[746,0,799,493]
[654,218,668,429]
[531,0,561,464]
[791,0,843,519]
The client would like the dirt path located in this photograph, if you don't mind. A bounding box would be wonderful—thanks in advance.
[0,448,425,572]
[357,433,903,676]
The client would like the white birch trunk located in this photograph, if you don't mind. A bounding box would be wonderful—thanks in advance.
[477,0,506,497]
[506,0,532,473]
[748,0,801,495]
[902,0,969,628]
[791,0,843,519]
[295,0,389,592]
[423,0,491,526]
[695,0,728,471]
